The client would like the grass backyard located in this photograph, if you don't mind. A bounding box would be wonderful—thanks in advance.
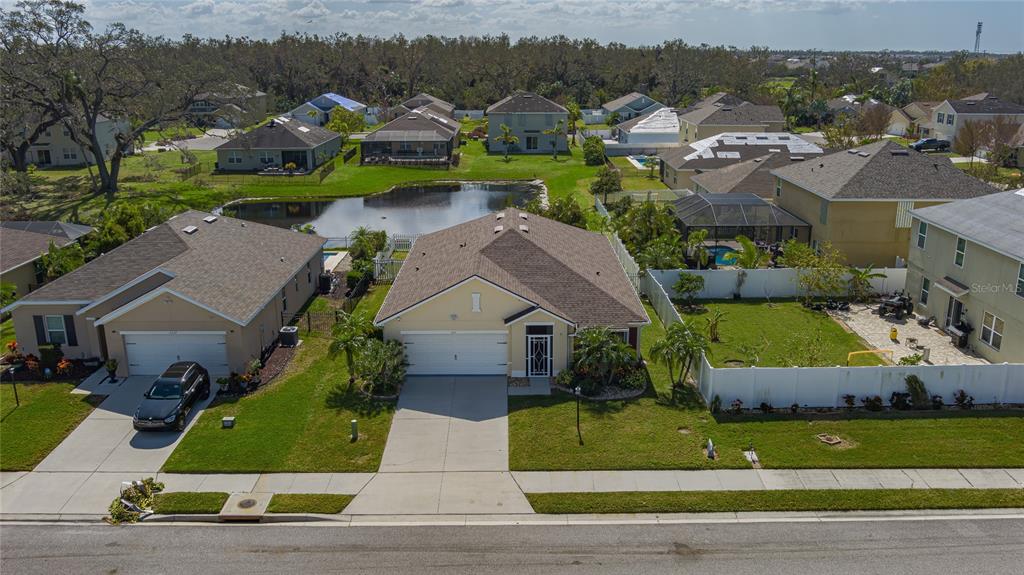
[0,318,15,349]
[508,301,1024,471]
[1,382,101,470]
[527,489,1024,514]
[679,300,883,367]
[18,140,602,222]
[161,285,395,473]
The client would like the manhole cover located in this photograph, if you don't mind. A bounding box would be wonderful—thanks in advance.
[238,498,258,509]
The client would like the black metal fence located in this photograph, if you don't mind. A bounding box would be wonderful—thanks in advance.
[178,162,203,181]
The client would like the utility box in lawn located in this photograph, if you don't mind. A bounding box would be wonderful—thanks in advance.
[279,326,299,347]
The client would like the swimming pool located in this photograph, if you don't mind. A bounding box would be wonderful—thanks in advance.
[707,246,736,266]
[627,155,656,169]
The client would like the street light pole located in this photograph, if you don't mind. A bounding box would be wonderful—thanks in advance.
[574,385,583,446]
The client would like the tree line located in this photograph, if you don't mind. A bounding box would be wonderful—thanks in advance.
[3,0,1022,199]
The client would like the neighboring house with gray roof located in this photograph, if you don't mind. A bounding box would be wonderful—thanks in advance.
[360,106,461,164]
[215,117,340,172]
[187,83,269,129]
[614,108,679,146]
[486,92,568,155]
[905,189,1024,364]
[678,100,784,143]
[929,94,1024,142]
[0,221,93,299]
[660,132,824,191]
[602,92,665,121]
[3,211,325,376]
[393,93,456,119]
[374,210,649,377]
[771,139,998,266]
[288,92,368,127]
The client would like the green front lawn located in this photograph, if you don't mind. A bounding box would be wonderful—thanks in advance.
[267,493,353,514]
[152,492,229,515]
[527,489,1024,514]
[1,382,101,470]
[23,141,602,222]
[508,301,1024,471]
[680,301,882,367]
[161,285,395,473]
[1,317,15,349]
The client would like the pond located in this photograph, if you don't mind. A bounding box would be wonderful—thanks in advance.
[222,181,539,239]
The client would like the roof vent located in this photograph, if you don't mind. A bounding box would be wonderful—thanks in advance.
[790,156,804,161]
[494,225,503,234]
[519,212,528,220]
[848,149,860,154]
[203,216,218,223]
[519,224,529,233]
[496,212,505,220]
[890,149,909,156]
[769,148,781,152]
[753,158,762,163]
[721,107,732,112]
[182,225,198,234]
[858,152,870,157]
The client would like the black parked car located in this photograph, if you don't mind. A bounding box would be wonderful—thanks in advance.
[910,138,950,152]
[133,361,210,431]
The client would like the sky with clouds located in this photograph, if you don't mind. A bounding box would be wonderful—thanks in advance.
[14,1,1024,53]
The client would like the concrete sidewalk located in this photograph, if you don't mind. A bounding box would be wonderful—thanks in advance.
[3,468,1021,521]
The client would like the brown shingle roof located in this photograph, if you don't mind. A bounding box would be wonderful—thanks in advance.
[363,106,460,143]
[398,93,455,117]
[771,140,999,200]
[21,211,325,324]
[375,211,649,328]
[216,118,339,150]
[0,221,93,274]
[679,102,783,126]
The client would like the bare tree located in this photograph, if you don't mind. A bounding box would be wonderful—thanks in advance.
[953,120,989,167]
[985,115,1022,167]
[856,104,890,141]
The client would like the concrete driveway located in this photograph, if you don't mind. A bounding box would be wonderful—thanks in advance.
[379,377,509,472]
[34,375,214,473]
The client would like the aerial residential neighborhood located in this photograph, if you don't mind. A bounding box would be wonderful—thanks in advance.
[1,0,1023,572]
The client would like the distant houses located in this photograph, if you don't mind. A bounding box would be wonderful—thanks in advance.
[9,114,129,168]
[929,94,1024,143]
[187,83,269,128]
[770,140,998,267]
[0,221,93,298]
[659,132,824,191]
[677,96,784,144]
[360,106,461,165]
[393,93,456,119]
[887,101,940,137]
[214,117,340,173]
[601,92,665,121]
[288,93,369,127]
[485,92,568,155]
[614,108,679,146]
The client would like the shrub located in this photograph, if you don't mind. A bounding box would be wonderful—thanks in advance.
[618,366,649,390]
[673,273,705,309]
[842,394,857,408]
[346,269,366,290]
[758,402,773,414]
[710,394,721,414]
[730,398,743,415]
[554,368,574,389]
[905,374,930,409]
[354,339,406,395]
[38,344,63,370]
[889,391,912,410]
[931,394,944,410]
[953,389,974,410]
[582,135,605,165]
[861,395,884,411]
[898,354,923,365]
[790,403,800,414]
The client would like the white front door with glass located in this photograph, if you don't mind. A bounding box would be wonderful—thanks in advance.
[526,325,552,377]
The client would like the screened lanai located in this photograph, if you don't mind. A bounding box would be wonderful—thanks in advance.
[670,192,811,243]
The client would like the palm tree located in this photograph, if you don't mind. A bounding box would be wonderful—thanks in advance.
[573,327,635,388]
[722,235,768,269]
[543,119,564,160]
[847,264,886,302]
[496,123,519,161]
[328,312,374,388]
[637,235,684,270]
[650,320,709,390]
[686,229,710,270]
[705,308,726,342]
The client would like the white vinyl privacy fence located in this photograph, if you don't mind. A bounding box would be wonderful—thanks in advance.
[696,355,1024,408]
[596,197,641,292]
[641,273,682,328]
[648,267,908,300]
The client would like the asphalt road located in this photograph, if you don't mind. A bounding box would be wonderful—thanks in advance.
[2,517,1023,574]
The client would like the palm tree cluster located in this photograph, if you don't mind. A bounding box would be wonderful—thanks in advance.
[650,321,709,392]
[571,327,638,393]
[329,312,405,395]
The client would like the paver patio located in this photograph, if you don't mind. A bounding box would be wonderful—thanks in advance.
[831,304,988,365]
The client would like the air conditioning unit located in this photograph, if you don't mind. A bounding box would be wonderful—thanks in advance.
[279,326,299,347]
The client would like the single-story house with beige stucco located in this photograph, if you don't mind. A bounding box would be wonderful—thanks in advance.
[0,220,93,299]
[373,210,650,377]
[2,211,324,377]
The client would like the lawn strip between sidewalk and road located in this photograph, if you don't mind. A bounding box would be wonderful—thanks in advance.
[526,488,1024,514]
[152,492,230,515]
[267,493,353,514]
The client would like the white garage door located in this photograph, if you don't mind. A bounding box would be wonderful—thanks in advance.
[124,332,229,376]
[403,332,507,375]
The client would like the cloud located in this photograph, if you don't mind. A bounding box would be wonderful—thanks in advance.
[294,0,331,18]
[182,0,215,17]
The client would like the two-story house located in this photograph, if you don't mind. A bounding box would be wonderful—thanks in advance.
[677,100,784,144]
[930,94,1024,143]
[187,83,269,128]
[485,92,568,155]
[601,92,665,121]
[770,140,997,267]
[18,115,128,168]
[906,190,1024,364]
